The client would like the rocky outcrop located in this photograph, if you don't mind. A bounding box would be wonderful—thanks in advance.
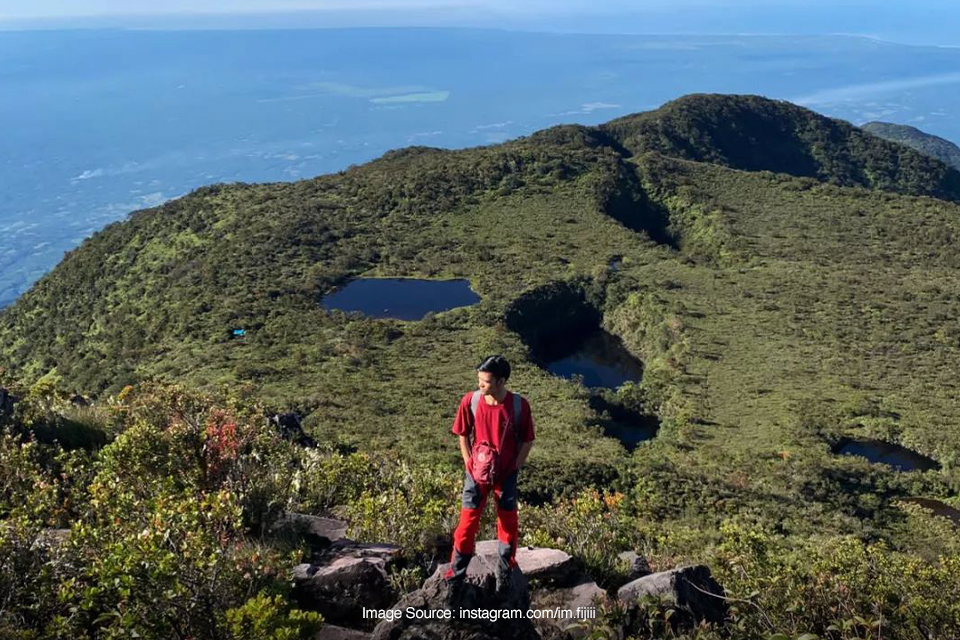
[617,564,727,626]
[371,547,539,640]
[474,540,582,586]
[271,512,349,547]
[293,541,402,625]
[292,537,727,640]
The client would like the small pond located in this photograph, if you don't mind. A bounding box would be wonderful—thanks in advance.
[833,438,940,472]
[543,329,644,389]
[589,396,659,451]
[320,278,480,320]
[902,498,960,526]
[602,419,659,450]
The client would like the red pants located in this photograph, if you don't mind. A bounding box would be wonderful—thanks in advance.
[445,469,519,579]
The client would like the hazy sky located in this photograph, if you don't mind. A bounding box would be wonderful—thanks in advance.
[1,0,957,46]
[0,0,875,18]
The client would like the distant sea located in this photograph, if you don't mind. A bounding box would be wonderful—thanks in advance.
[3,28,960,308]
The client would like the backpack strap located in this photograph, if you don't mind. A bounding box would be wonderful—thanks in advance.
[470,390,482,422]
[512,392,523,447]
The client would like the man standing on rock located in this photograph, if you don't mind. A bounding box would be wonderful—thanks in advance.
[444,354,535,599]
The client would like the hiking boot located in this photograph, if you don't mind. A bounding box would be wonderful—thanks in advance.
[444,576,464,610]
[494,564,512,598]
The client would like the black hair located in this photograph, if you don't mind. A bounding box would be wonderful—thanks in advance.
[477,355,510,381]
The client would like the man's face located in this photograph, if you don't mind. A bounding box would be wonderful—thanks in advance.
[477,371,504,396]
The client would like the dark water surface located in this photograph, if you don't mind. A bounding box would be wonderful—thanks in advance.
[834,438,940,472]
[544,329,643,389]
[603,420,659,449]
[903,497,960,526]
[320,278,479,320]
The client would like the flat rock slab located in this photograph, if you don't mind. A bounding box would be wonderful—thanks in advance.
[474,540,581,586]
[329,541,403,559]
[617,564,727,625]
[371,565,540,640]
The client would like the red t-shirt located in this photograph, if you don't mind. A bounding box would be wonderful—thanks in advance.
[452,390,535,476]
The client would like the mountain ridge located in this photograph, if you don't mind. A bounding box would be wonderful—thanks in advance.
[861,120,960,171]
[4,93,960,399]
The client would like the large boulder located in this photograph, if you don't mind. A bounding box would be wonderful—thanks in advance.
[271,512,349,547]
[370,552,540,640]
[474,540,582,587]
[617,565,727,626]
[530,578,609,639]
[293,541,402,625]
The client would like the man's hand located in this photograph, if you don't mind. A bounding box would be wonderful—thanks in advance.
[516,440,534,470]
[458,434,471,469]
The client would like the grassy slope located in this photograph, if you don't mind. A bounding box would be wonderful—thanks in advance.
[634,153,960,460]
[610,153,960,550]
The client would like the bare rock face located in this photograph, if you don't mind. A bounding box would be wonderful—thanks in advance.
[530,578,609,640]
[370,552,540,640]
[617,564,727,626]
[293,541,402,625]
[271,512,349,547]
[474,540,582,586]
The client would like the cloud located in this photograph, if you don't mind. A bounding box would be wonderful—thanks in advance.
[471,121,513,130]
[549,101,622,116]
[256,93,335,103]
[74,168,105,180]
[792,72,960,105]
[581,101,620,112]
[370,91,450,103]
[406,130,444,142]
[70,161,148,184]
[310,81,430,98]
[99,191,172,217]
[264,82,449,105]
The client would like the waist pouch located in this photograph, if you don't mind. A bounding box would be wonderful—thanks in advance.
[469,440,500,486]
